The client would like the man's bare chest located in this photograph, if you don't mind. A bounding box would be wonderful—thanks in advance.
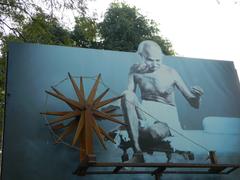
[134,72,175,92]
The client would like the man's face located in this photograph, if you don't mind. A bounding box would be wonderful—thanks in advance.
[142,46,163,71]
[144,56,162,71]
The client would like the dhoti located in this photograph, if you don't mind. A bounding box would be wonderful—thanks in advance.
[139,100,183,134]
[113,100,183,148]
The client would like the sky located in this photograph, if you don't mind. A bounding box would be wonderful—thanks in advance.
[88,0,240,75]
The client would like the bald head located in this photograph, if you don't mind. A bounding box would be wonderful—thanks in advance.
[137,40,163,60]
[137,40,164,72]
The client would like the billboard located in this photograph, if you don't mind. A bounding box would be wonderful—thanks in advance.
[2,42,240,179]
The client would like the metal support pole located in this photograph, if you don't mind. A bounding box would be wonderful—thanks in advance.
[154,173,162,180]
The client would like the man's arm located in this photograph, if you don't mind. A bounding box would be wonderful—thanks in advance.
[121,65,142,152]
[127,64,140,92]
[173,70,203,108]
[127,72,137,92]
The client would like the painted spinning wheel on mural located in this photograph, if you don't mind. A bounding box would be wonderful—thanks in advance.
[41,73,127,162]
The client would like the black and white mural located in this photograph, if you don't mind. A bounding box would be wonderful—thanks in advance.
[2,42,240,179]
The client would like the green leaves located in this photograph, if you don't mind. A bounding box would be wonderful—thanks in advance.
[20,13,73,45]
[72,16,99,48]
[98,2,175,55]
[150,36,175,56]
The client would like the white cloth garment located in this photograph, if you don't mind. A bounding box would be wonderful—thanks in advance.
[139,100,182,133]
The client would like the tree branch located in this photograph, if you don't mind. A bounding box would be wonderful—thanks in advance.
[0,2,36,21]
[0,19,26,41]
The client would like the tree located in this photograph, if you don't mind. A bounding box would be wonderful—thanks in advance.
[20,12,73,45]
[0,0,89,39]
[150,36,175,56]
[98,2,175,55]
[72,16,100,48]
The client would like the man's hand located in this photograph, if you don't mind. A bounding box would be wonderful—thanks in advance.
[191,86,204,97]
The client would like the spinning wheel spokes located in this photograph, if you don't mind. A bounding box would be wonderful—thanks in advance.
[42,73,127,161]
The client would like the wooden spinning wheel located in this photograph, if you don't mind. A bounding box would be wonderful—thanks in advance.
[42,73,127,162]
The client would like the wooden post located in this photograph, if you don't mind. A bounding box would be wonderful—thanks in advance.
[209,151,218,164]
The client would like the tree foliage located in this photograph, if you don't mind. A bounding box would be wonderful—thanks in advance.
[99,2,175,55]
[72,16,99,48]
[99,3,155,51]
[0,0,89,42]
[149,35,175,56]
[20,13,73,45]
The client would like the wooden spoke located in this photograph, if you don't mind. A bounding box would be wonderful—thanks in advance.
[48,111,81,125]
[93,110,127,126]
[87,74,101,104]
[93,88,109,105]
[94,113,123,119]
[99,126,115,144]
[79,129,86,161]
[51,87,76,110]
[72,112,85,146]
[85,110,93,154]
[80,77,85,99]
[68,73,85,105]
[109,114,123,117]
[51,123,65,131]
[95,95,123,109]
[41,111,72,116]
[90,114,107,149]
[102,106,118,113]
[51,86,64,96]
[46,90,82,109]
[55,120,78,143]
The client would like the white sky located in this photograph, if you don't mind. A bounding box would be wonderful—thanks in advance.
[88,0,240,75]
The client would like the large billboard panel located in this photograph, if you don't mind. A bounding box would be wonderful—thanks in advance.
[2,42,240,179]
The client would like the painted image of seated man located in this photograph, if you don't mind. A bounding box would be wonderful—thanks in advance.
[120,40,204,163]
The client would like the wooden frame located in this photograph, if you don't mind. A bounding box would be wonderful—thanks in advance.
[42,73,127,162]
